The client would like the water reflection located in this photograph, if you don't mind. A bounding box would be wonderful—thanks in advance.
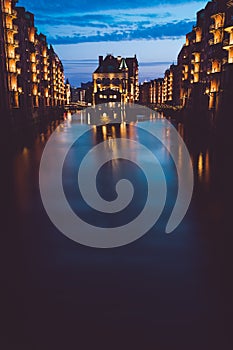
[197,151,210,183]
[10,106,214,196]
[70,103,160,126]
[4,106,231,348]
[176,121,212,187]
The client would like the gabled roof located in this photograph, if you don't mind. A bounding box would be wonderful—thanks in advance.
[94,54,137,74]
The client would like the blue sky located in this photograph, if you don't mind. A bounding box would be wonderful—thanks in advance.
[17,0,207,86]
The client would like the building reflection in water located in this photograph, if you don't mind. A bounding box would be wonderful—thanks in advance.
[11,106,214,214]
[66,106,213,189]
[197,151,210,183]
[177,121,211,186]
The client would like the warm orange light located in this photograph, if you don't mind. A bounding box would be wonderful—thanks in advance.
[198,153,204,179]
[205,151,210,183]
[102,125,107,141]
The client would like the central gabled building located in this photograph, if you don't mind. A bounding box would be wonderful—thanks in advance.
[92,54,139,105]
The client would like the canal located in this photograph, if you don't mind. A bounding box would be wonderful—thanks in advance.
[2,107,232,349]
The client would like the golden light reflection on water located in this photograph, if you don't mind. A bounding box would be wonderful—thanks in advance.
[178,123,184,139]
[176,121,211,185]
[198,153,204,178]
[197,150,211,183]
[102,125,107,141]
[67,111,72,121]
[12,109,215,220]
[120,122,127,138]
[205,151,210,183]
[61,112,213,188]
[111,125,116,139]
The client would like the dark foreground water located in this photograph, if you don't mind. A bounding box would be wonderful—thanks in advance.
[2,110,233,349]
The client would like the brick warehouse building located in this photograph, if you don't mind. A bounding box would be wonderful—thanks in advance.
[140,0,233,125]
[0,0,68,129]
[93,54,139,105]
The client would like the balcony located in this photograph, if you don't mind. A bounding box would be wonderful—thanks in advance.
[5,22,13,30]
[3,7,10,14]
[224,24,233,33]
[4,8,17,18]
[210,24,223,32]
[211,69,221,75]
[9,66,17,73]
[6,36,14,44]
[12,9,17,17]
[7,39,19,47]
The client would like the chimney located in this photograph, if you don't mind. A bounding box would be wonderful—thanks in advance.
[99,56,103,66]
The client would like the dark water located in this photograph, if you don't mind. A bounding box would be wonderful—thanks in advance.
[2,111,232,349]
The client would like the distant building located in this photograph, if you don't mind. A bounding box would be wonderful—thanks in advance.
[150,78,164,105]
[71,82,93,105]
[92,54,139,105]
[162,64,180,106]
[139,78,165,106]
[139,81,151,105]
[65,79,71,105]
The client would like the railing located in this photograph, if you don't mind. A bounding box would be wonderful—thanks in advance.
[7,38,14,44]
[9,66,17,73]
[3,7,10,14]
[6,23,18,32]
[6,23,12,30]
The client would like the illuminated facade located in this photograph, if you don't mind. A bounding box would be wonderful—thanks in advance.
[162,64,180,105]
[65,79,71,105]
[93,54,139,105]
[140,0,233,120]
[0,0,67,124]
[139,78,163,105]
[177,0,233,116]
[139,65,180,106]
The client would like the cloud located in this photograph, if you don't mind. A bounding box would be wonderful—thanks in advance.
[34,12,173,29]
[18,0,205,14]
[17,0,206,47]
[47,20,195,45]
[35,14,115,28]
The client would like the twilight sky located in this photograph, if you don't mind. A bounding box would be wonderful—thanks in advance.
[17,0,207,86]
